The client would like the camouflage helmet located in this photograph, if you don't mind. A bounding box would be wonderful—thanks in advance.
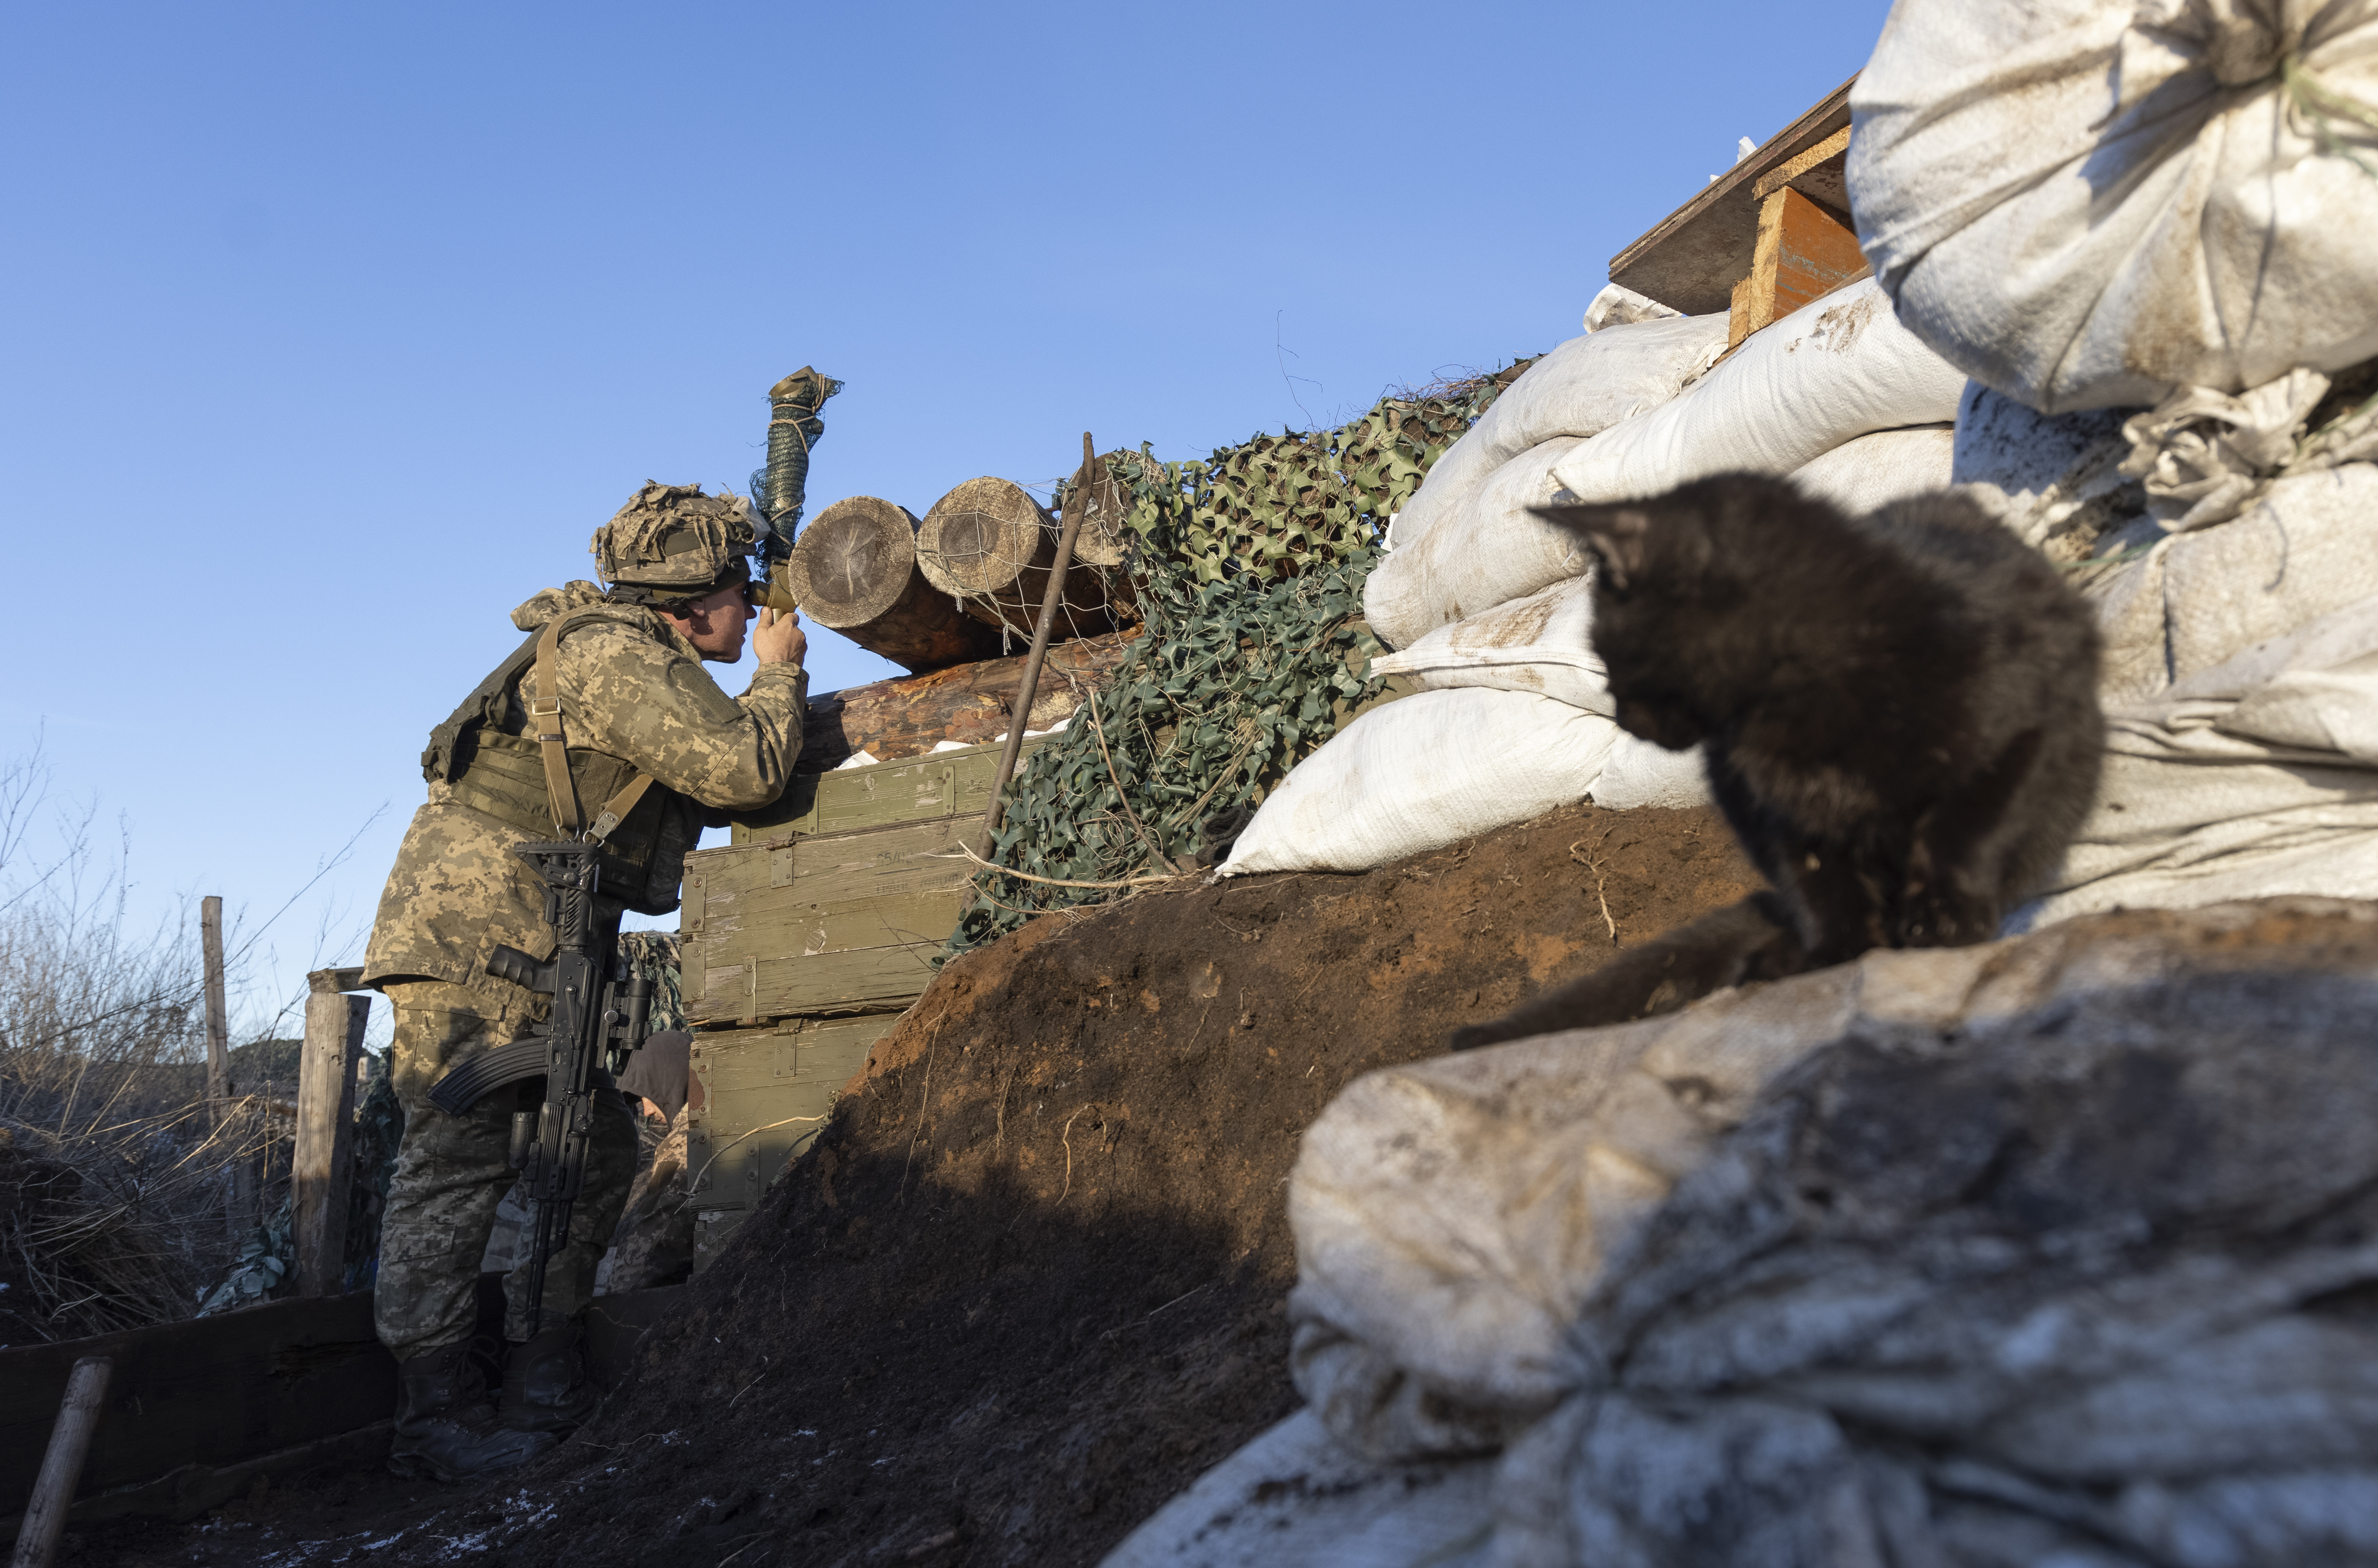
[590,481,759,606]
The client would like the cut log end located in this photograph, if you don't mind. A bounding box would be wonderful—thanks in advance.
[789,495,1009,675]
[917,477,1051,599]
[917,476,1128,640]
[790,497,926,627]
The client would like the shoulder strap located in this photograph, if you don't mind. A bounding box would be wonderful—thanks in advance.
[420,627,544,783]
[532,609,661,843]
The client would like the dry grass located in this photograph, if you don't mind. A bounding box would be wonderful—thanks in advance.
[0,746,305,1344]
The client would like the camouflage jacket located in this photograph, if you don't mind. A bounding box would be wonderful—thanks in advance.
[363,581,805,995]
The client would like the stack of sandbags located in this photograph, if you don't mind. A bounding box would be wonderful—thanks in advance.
[1106,900,2378,1566]
[1369,277,1966,652]
[1222,280,1967,877]
[1851,0,2378,920]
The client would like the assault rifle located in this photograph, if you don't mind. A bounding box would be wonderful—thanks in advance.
[426,840,651,1322]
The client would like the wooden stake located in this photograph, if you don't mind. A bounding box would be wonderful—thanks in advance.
[10,1356,112,1568]
[199,896,247,1246]
[977,434,1097,861]
[294,969,368,1297]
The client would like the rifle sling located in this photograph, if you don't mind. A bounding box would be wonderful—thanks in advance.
[531,612,658,844]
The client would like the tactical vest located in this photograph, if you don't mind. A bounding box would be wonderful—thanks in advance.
[420,609,698,915]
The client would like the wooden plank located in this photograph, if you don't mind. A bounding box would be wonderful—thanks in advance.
[1729,186,1869,348]
[683,818,974,1025]
[686,1016,898,1272]
[1609,76,1857,316]
[774,819,969,897]
[1752,124,1851,207]
[752,944,941,1018]
[1,1424,394,1543]
[736,736,1047,846]
[0,1294,393,1520]
[766,890,974,963]
[1769,186,1869,320]
[801,759,958,837]
[687,742,1043,1025]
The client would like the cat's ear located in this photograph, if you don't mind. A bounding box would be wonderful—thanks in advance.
[1534,505,1651,592]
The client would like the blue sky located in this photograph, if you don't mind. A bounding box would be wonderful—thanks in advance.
[0,0,1891,1040]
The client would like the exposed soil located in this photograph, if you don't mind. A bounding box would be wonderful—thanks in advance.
[86,801,1758,1568]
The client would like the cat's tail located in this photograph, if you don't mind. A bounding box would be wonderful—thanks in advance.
[1446,892,1806,1052]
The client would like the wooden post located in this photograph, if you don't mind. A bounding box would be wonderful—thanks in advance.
[977,435,1097,861]
[199,895,247,1245]
[1729,129,1868,350]
[10,1356,112,1568]
[294,968,368,1297]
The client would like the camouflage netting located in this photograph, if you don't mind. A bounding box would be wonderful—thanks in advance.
[944,361,1536,961]
[752,367,842,545]
[618,931,685,1034]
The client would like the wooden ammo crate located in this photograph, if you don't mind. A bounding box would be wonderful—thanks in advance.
[685,1013,899,1269]
[680,737,1046,1028]
[679,736,1048,1269]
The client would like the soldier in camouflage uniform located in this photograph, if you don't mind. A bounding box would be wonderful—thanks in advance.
[362,482,807,1481]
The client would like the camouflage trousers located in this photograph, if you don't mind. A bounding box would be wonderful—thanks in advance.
[376,979,638,1359]
[600,1109,694,1294]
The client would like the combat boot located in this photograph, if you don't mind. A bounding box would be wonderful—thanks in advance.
[500,1319,601,1434]
[389,1341,557,1482]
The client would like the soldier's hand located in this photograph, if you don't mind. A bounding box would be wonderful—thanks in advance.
[753,607,807,668]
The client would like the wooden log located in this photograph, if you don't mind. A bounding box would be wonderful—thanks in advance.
[784,496,1006,674]
[916,477,1118,642]
[1068,450,1139,569]
[293,973,368,1298]
[1063,451,1141,624]
[11,1357,111,1568]
[784,629,1141,777]
[198,896,247,1247]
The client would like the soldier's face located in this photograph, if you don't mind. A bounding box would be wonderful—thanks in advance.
[661,583,756,663]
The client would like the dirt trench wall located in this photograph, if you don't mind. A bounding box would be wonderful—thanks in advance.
[393,801,1758,1568]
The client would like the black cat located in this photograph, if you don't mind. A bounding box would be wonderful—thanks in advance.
[1449,474,2103,1051]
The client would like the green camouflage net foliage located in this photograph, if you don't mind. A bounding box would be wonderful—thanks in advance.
[618,931,685,1034]
[943,361,1535,961]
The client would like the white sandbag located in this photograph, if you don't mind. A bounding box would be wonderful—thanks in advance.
[1949,381,2143,560]
[2088,461,2378,703]
[1173,905,2378,1566]
[1217,689,1616,877]
[2028,594,2378,924]
[1588,733,1711,810]
[1101,1411,1495,1568]
[1581,281,1681,334]
[1366,439,1591,649]
[1784,423,1954,516]
[1365,576,1611,714]
[1386,314,1727,553]
[1850,0,2378,413]
[1366,281,1966,650]
[1547,277,1968,504]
